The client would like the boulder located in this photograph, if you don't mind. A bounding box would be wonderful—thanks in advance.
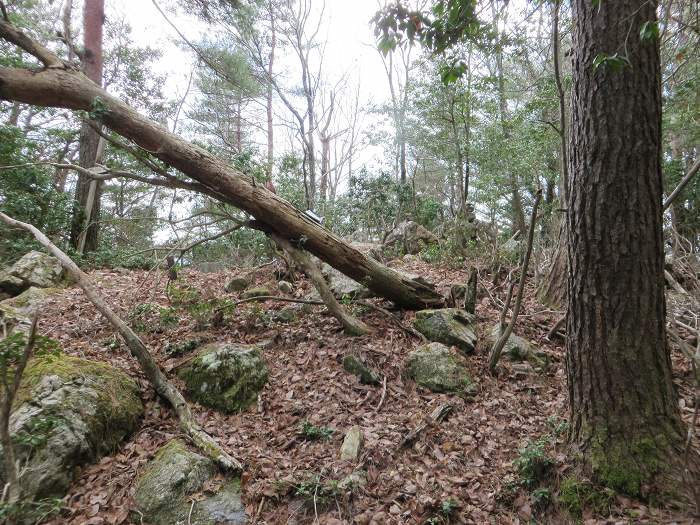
[383,221,438,255]
[0,286,62,334]
[321,264,372,299]
[134,440,247,525]
[177,343,268,414]
[487,325,549,369]
[405,342,473,394]
[240,286,271,299]
[273,307,297,323]
[413,309,477,354]
[0,353,143,499]
[278,280,294,294]
[0,251,65,295]
[342,354,381,386]
[340,426,363,462]
[225,275,251,293]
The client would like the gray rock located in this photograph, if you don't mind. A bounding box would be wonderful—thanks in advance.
[342,354,381,386]
[0,287,63,335]
[383,221,438,255]
[321,264,373,299]
[413,308,477,354]
[177,343,268,414]
[278,280,294,294]
[0,354,143,499]
[405,342,473,394]
[340,426,363,461]
[487,325,549,369]
[273,307,297,323]
[0,251,65,295]
[241,286,271,299]
[134,440,247,525]
[225,276,251,293]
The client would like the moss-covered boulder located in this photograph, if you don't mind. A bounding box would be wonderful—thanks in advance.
[134,440,247,525]
[0,354,143,499]
[413,309,477,354]
[405,342,473,394]
[0,251,66,296]
[0,287,62,334]
[342,354,381,386]
[177,343,268,413]
[225,275,251,293]
[487,325,549,369]
[241,286,271,299]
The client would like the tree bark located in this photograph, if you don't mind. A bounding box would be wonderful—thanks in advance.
[0,21,444,309]
[69,0,104,253]
[567,0,699,504]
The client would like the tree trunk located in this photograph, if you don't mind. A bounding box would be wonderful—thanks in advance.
[567,0,699,504]
[69,0,104,253]
[0,22,444,309]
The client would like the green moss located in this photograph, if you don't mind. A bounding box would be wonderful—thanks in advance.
[177,344,268,414]
[588,432,665,498]
[14,353,143,452]
[559,476,614,519]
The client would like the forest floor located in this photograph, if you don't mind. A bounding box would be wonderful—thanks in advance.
[34,256,698,525]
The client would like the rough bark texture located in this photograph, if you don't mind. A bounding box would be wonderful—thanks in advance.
[69,0,104,253]
[567,0,699,504]
[0,22,443,309]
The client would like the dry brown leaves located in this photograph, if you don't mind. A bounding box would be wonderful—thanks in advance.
[31,260,698,525]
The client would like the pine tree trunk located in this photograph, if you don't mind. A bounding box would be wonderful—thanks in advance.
[69,0,104,253]
[567,0,699,504]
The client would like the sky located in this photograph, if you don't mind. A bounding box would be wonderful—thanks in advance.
[112,0,398,173]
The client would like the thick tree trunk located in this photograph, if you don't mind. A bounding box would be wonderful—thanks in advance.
[0,22,444,309]
[567,0,699,504]
[69,0,104,253]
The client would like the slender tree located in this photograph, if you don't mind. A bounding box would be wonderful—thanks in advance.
[69,0,105,253]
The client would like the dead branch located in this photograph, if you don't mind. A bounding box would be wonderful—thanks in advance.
[489,189,543,375]
[270,233,372,336]
[546,313,567,340]
[399,403,453,449]
[664,157,700,211]
[355,300,426,341]
[0,212,242,472]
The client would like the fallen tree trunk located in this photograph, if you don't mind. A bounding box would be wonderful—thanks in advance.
[0,211,243,473]
[0,19,443,309]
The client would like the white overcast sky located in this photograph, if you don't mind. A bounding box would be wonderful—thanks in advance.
[111,0,397,172]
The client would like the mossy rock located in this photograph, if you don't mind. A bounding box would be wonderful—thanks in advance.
[273,307,297,323]
[177,343,268,414]
[559,476,615,519]
[225,276,251,293]
[405,342,473,394]
[0,251,67,295]
[342,354,380,386]
[0,353,143,499]
[134,440,247,525]
[487,325,549,369]
[0,287,62,334]
[241,286,271,299]
[413,308,477,354]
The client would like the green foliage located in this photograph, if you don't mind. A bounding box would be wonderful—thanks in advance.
[14,414,61,449]
[559,477,614,519]
[299,420,334,441]
[513,437,555,489]
[0,126,72,263]
[592,53,631,73]
[127,303,179,333]
[88,96,110,121]
[0,497,63,525]
[0,331,60,387]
